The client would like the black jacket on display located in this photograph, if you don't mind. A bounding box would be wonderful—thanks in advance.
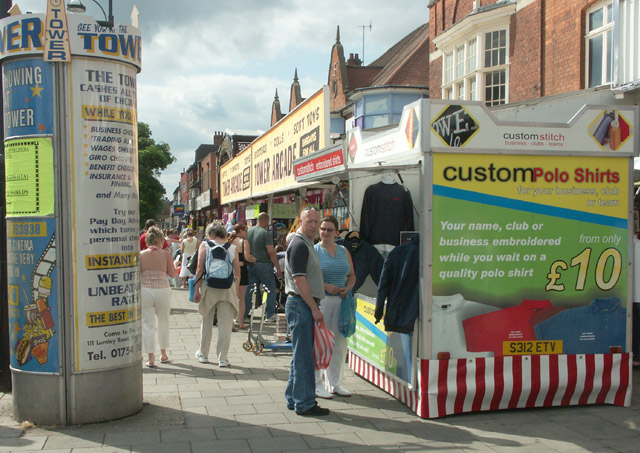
[375,236,420,333]
[360,182,415,246]
[337,235,384,293]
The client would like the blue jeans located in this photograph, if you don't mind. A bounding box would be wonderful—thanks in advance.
[285,295,316,412]
[244,262,277,319]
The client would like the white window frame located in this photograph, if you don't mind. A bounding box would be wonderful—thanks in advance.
[585,0,614,88]
[433,2,514,105]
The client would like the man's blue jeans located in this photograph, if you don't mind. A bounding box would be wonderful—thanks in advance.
[245,262,277,319]
[285,295,316,412]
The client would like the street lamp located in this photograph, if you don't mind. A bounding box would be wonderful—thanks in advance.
[67,0,114,29]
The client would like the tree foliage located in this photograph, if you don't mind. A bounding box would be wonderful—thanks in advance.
[138,122,175,226]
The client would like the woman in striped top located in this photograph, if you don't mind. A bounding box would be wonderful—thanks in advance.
[314,215,356,398]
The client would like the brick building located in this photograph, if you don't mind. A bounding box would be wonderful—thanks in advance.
[428,0,639,105]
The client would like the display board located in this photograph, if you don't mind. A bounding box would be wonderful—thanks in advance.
[432,153,629,358]
[70,58,141,371]
[348,295,413,383]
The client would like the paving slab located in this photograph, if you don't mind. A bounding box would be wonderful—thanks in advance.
[3,287,640,453]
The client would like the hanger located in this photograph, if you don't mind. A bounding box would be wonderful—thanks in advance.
[345,231,361,242]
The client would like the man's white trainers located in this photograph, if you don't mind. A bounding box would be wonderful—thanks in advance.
[195,350,208,363]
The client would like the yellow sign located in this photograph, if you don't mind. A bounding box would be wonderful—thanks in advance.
[503,340,562,355]
[85,252,138,270]
[252,86,328,197]
[44,0,71,62]
[433,154,628,219]
[4,138,55,216]
[86,308,139,327]
[220,147,252,205]
[7,222,48,237]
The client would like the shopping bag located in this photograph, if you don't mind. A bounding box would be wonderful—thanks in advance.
[188,276,197,302]
[313,320,335,370]
[339,291,356,338]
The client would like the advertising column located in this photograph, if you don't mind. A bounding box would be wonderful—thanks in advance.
[1,7,143,424]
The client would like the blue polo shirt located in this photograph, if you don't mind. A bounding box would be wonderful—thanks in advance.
[534,297,626,354]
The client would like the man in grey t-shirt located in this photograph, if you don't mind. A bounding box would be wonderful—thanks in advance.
[284,208,329,416]
[244,213,282,320]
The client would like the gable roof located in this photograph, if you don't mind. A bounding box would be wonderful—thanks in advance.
[340,22,429,94]
[368,23,429,86]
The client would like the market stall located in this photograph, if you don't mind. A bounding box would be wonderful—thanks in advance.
[296,99,639,418]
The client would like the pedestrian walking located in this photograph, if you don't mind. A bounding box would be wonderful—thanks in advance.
[140,226,178,367]
[193,222,240,367]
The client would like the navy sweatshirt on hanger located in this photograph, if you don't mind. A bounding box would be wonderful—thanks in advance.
[375,236,420,333]
[360,182,414,246]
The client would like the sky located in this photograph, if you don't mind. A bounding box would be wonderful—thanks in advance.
[13,0,429,196]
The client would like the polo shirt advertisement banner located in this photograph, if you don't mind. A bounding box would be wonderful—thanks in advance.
[432,152,629,359]
[348,296,412,383]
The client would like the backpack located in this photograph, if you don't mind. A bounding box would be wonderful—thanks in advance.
[203,240,234,289]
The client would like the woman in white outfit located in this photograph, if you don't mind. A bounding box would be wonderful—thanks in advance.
[140,226,178,367]
[193,222,240,367]
[314,215,356,398]
[179,229,198,287]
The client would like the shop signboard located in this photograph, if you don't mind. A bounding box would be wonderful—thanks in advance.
[173,204,184,216]
[429,103,636,360]
[70,57,142,372]
[220,147,251,205]
[348,295,413,383]
[347,100,421,168]
[271,203,297,219]
[293,144,345,182]
[251,86,329,197]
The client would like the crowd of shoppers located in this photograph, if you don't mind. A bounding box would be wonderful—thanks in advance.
[138,211,355,417]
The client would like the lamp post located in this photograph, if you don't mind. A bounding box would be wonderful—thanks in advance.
[67,0,113,28]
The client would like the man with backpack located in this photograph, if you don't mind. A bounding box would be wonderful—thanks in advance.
[193,222,240,367]
[244,212,282,321]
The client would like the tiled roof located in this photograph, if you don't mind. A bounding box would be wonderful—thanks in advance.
[346,66,383,90]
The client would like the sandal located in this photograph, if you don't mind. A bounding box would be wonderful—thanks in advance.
[160,357,171,364]
[232,326,238,333]
[145,362,156,368]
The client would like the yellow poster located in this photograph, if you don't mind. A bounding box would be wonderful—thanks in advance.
[4,137,55,216]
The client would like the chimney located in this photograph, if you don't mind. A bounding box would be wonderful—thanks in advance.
[353,53,362,66]
[213,131,224,145]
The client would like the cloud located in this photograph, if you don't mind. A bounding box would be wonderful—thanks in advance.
[12,0,429,197]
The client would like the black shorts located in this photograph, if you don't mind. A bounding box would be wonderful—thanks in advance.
[240,265,249,286]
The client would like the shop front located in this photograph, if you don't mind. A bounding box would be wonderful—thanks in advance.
[296,99,638,418]
[219,86,333,244]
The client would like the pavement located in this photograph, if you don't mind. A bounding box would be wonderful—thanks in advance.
[2,287,640,452]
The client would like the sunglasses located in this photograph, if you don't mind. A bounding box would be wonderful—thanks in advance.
[320,227,335,232]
